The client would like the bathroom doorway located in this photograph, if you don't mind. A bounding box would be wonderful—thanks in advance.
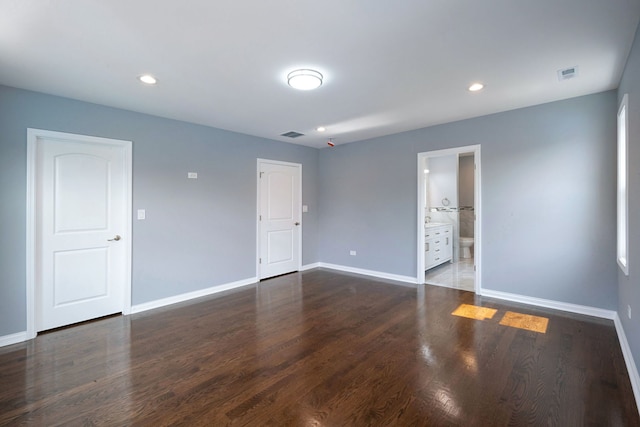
[417,145,481,293]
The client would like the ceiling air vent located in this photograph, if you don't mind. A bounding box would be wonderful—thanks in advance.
[557,66,578,81]
[281,131,304,138]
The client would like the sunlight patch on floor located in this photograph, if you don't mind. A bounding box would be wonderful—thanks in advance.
[499,311,549,333]
[451,304,549,333]
[451,304,497,320]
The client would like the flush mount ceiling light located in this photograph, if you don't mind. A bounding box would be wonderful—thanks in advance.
[316,126,326,132]
[139,74,157,85]
[287,69,323,90]
[468,82,484,92]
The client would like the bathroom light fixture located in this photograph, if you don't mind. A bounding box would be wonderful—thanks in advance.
[468,82,484,92]
[424,169,430,174]
[139,74,157,85]
[287,69,323,90]
[316,126,326,132]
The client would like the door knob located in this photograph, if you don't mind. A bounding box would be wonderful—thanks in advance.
[294,222,300,226]
[108,235,121,241]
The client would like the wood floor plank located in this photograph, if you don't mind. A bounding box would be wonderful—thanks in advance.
[0,269,638,426]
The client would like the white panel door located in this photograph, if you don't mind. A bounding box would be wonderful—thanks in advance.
[35,133,129,331]
[258,161,301,279]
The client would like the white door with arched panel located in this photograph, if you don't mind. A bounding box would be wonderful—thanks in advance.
[28,129,132,332]
[258,160,301,280]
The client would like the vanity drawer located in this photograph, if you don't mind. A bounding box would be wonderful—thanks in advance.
[426,225,450,238]
[424,223,453,271]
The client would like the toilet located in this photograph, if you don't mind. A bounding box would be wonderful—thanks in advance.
[459,237,474,259]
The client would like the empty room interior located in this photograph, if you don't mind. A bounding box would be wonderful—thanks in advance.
[2,1,640,425]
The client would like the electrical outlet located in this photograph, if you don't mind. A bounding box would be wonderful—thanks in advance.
[350,250,356,256]
[188,172,198,179]
[628,305,632,319]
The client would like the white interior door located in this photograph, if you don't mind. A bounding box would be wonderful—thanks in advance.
[32,130,131,332]
[258,160,301,279]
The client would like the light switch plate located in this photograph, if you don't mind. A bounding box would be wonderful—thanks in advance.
[137,209,146,220]
[302,205,308,213]
[188,172,198,179]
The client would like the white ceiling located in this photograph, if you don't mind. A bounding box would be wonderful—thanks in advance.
[1,1,639,148]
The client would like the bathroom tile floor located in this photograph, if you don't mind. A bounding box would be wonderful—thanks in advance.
[425,257,475,292]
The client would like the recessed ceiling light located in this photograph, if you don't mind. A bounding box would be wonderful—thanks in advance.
[316,126,326,132]
[287,69,323,90]
[139,74,157,85]
[468,83,484,92]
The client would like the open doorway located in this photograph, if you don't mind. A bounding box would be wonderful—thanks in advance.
[417,145,481,293]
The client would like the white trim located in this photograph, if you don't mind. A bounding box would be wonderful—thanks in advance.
[318,262,418,284]
[130,277,257,314]
[417,145,481,293]
[480,288,616,319]
[26,129,133,335]
[26,134,37,340]
[300,262,321,271]
[614,314,640,415]
[617,94,629,276]
[0,331,29,347]
[256,158,303,280]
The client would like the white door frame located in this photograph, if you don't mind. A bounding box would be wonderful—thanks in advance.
[256,158,302,279]
[417,145,481,293]
[26,129,133,339]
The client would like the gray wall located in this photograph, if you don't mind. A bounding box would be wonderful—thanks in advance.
[0,84,622,339]
[319,91,618,309]
[618,24,640,380]
[0,85,319,336]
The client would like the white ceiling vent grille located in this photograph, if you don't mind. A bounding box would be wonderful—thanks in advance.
[557,66,578,81]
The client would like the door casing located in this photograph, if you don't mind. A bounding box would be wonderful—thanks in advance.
[417,145,481,292]
[26,128,132,339]
[256,159,302,280]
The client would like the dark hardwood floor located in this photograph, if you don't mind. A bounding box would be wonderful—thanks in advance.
[0,269,638,426]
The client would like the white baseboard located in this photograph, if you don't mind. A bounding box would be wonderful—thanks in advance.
[480,289,616,319]
[614,314,640,415]
[300,262,321,271]
[130,276,257,314]
[317,262,418,284]
[0,331,29,348]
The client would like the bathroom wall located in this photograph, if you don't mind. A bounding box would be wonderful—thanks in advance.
[427,155,458,208]
[427,154,459,262]
[458,154,475,239]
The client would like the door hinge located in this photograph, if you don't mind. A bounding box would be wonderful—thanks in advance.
[259,258,262,264]
[259,215,262,221]
[259,172,264,178]
[474,265,476,271]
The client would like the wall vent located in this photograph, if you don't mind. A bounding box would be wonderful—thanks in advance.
[557,66,578,81]
[281,131,304,138]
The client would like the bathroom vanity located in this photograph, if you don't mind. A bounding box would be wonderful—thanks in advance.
[425,223,453,270]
